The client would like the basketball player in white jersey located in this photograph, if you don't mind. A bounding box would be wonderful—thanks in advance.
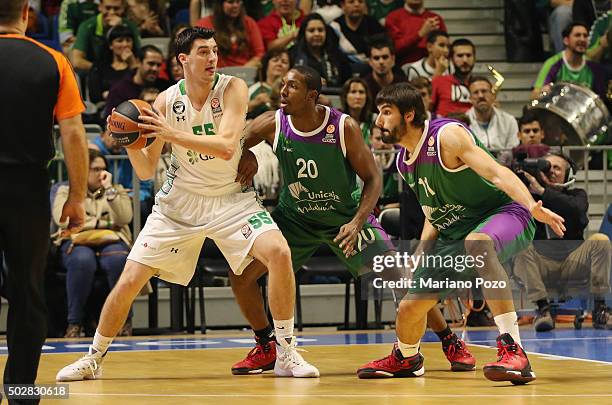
[57,27,319,381]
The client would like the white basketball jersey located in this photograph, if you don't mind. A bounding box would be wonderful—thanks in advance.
[161,74,243,197]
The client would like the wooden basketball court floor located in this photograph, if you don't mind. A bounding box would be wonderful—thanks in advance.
[1,327,610,404]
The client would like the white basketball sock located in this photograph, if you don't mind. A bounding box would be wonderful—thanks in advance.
[494,312,522,346]
[397,339,420,358]
[91,330,114,355]
[273,318,294,345]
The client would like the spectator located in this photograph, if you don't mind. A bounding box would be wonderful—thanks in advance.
[158,23,189,81]
[549,1,574,53]
[248,48,290,119]
[512,110,551,161]
[362,37,407,111]
[403,30,450,81]
[340,77,374,142]
[430,38,475,117]
[533,22,607,100]
[103,44,168,117]
[126,0,165,37]
[291,13,351,88]
[366,0,402,25]
[370,126,399,209]
[409,76,432,120]
[88,24,138,104]
[167,54,184,83]
[71,0,141,71]
[513,152,612,331]
[385,0,447,66]
[91,126,155,222]
[58,0,99,54]
[466,76,519,152]
[188,0,215,26]
[586,5,611,64]
[196,0,265,68]
[53,149,134,338]
[329,0,385,69]
[258,0,305,51]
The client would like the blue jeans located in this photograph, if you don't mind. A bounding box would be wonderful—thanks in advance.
[60,241,132,325]
[549,5,573,53]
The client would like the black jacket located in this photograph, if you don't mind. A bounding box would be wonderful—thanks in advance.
[533,186,589,260]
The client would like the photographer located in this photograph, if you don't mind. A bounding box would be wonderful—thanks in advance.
[513,152,611,331]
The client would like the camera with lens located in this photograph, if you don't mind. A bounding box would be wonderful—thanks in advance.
[511,152,551,187]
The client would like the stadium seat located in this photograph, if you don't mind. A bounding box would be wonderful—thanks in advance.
[140,37,170,58]
[217,66,258,86]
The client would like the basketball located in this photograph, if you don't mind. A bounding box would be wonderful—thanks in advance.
[108,99,156,149]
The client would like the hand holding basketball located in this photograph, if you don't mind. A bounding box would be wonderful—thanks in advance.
[137,106,178,143]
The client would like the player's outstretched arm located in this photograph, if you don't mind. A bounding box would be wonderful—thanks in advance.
[333,117,383,257]
[235,110,277,185]
[127,91,167,180]
[441,125,566,237]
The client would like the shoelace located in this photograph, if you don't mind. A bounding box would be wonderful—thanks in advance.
[247,342,271,359]
[82,355,100,379]
[496,342,518,361]
[283,345,310,366]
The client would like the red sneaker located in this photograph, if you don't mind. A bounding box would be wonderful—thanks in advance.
[442,335,476,371]
[357,344,425,379]
[231,337,276,375]
[483,333,536,385]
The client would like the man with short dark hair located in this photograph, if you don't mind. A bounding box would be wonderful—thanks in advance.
[512,111,550,160]
[385,0,447,66]
[0,0,88,394]
[430,38,475,117]
[103,45,169,117]
[71,0,141,71]
[533,21,606,99]
[362,37,407,111]
[363,82,565,383]
[466,76,519,151]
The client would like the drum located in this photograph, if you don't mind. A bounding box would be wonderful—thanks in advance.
[528,82,610,148]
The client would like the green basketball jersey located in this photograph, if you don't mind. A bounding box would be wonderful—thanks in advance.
[396,119,512,239]
[273,107,361,228]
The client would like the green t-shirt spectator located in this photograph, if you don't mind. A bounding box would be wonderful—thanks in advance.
[74,14,141,66]
[534,52,606,98]
[247,82,273,120]
[58,0,100,45]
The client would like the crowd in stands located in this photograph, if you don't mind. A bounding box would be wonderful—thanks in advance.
[27,0,611,335]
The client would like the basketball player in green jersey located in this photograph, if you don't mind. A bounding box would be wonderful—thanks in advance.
[229,66,476,376]
[358,83,565,383]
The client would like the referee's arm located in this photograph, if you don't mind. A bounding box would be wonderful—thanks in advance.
[54,51,89,232]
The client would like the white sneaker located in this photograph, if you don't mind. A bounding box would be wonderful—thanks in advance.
[274,337,320,378]
[56,348,105,381]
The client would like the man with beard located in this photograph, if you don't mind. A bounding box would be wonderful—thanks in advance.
[361,82,565,383]
[533,22,606,100]
[103,45,169,118]
[329,0,385,66]
[430,38,475,117]
[231,66,476,377]
[465,76,519,152]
